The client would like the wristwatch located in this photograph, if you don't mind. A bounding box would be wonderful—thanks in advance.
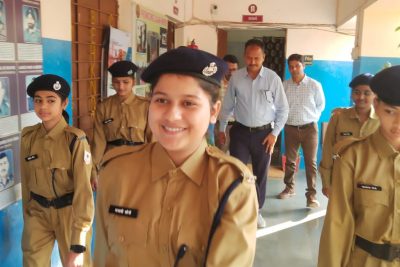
[70,245,86,253]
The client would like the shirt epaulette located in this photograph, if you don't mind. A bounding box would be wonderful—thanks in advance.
[135,94,150,101]
[332,136,367,159]
[205,146,256,184]
[21,123,41,137]
[65,126,87,140]
[101,144,146,167]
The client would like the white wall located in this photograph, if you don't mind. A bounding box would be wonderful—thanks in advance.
[286,29,354,61]
[41,0,71,41]
[360,0,400,57]
[336,0,376,26]
[192,0,336,25]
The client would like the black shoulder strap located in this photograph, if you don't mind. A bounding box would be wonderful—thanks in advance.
[203,177,243,266]
[69,136,78,154]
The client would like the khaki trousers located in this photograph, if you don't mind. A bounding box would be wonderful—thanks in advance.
[22,200,92,267]
[283,123,318,198]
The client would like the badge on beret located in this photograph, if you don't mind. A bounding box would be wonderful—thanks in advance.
[53,81,61,91]
[127,70,133,75]
[84,150,91,165]
[202,62,218,76]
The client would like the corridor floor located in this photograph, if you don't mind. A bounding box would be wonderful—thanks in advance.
[254,170,328,267]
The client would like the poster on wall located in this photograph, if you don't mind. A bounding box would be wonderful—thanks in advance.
[104,26,131,97]
[0,0,42,208]
[0,134,21,209]
[134,5,168,97]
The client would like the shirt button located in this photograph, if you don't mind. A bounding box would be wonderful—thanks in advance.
[119,236,125,242]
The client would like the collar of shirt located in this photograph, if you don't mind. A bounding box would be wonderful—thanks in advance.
[245,66,266,80]
[37,118,68,140]
[371,130,399,159]
[112,92,135,105]
[288,74,309,86]
[348,106,379,120]
[150,139,208,186]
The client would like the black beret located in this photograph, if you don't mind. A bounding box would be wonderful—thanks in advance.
[370,65,400,106]
[108,61,138,77]
[27,74,70,98]
[141,46,228,87]
[349,73,374,88]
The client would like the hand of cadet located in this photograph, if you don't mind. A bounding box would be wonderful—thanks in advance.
[262,133,277,155]
[91,176,98,192]
[322,187,330,198]
[218,131,226,146]
[66,251,83,267]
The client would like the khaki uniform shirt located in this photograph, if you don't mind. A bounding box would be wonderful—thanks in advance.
[319,107,379,187]
[318,131,400,267]
[94,140,258,267]
[91,93,151,175]
[20,119,94,246]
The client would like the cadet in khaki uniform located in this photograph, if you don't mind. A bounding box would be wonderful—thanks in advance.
[319,73,380,197]
[318,65,400,266]
[21,75,94,267]
[91,61,151,190]
[94,47,258,267]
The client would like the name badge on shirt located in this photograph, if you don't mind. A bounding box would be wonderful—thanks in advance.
[25,154,38,161]
[357,183,382,191]
[109,205,138,218]
[103,118,114,124]
[340,132,353,136]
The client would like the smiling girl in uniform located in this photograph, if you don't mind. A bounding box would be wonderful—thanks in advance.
[94,47,258,267]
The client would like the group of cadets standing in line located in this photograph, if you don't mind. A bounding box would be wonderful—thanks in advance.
[19,37,400,266]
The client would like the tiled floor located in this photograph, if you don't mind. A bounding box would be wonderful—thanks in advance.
[254,170,328,267]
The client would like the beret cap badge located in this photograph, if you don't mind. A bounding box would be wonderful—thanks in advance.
[127,70,133,75]
[53,81,61,91]
[202,62,218,77]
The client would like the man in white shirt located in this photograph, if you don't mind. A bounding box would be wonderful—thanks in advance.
[278,54,325,208]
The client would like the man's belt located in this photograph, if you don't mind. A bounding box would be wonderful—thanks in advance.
[234,122,272,132]
[31,191,74,209]
[286,122,314,129]
[107,139,144,146]
[355,235,400,261]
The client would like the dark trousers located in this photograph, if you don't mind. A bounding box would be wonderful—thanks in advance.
[229,123,272,209]
[283,123,318,198]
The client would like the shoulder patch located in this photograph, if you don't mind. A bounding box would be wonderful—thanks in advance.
[333,136,366,159]
[206,146,255,183]
[65,126,86,140]
[21,123,41,137]
[101,144,147,167]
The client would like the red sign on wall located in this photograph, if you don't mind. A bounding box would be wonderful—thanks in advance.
[242,15,263,22]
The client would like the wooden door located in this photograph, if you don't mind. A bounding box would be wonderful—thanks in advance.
[71,0,118,140]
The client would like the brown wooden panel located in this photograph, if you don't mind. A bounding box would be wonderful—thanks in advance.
[217,29,227,58]
[72,0,118,138]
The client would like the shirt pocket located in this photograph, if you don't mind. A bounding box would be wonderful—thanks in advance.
[107,216,149,249]
[260,89,273,103]
[176,224,207,265]
[127,122,145,141]
[355,186,389,208]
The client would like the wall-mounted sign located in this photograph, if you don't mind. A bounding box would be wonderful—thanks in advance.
[242,15,263,22]
[303,55,314,65]
[248,4,257,14]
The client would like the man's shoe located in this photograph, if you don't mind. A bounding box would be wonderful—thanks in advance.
[306,197,320,208]
[278,187,295,199]
[257,214,267,228]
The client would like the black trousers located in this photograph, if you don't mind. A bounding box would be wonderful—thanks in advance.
[229,123,272,209]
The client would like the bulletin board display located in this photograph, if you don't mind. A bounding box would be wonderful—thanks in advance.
[0,0,43,208]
